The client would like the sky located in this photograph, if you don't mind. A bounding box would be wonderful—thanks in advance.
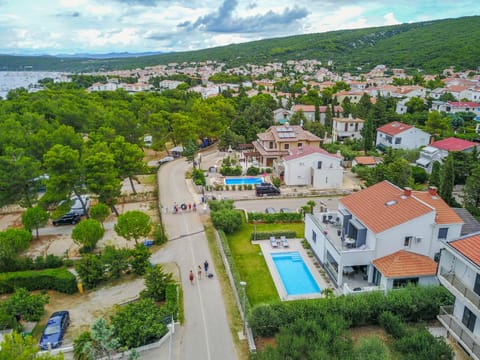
[0,0,478,56]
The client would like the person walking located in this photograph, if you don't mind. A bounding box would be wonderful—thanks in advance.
[203,260,209,275]
[193,203,197,212]
[189,270,194,284]
[197,265,202,280]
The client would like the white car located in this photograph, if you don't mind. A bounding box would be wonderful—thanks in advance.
[158,156,174,165]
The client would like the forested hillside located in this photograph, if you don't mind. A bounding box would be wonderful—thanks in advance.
[1,16,479,73]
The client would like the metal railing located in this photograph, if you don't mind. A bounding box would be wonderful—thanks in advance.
[439,271,480,308]
[438,306,480,360]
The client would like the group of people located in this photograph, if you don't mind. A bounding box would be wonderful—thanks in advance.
[166,202,197,214]
[189,260,210,284]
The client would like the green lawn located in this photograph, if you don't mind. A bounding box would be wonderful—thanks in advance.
[226,221,305,306]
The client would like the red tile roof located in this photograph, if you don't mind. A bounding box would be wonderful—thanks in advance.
[292,104,315,113]
[354,156,377,165]
[448,101,480,108]
[449,233,480,267]
[377,121,413,136]
[430,137,478,151]
[340,181,433,233]
[412,191,463,225]
[373,250,438,277]
[284,145,341,161]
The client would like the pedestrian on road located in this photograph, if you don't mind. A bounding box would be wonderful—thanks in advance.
[188,203,192,211]
[197,265,202,280]
[204,260,209,275]
[189,270,194,284]
[193,203,197,212]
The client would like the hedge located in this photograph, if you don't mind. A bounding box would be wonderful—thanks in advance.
[248,212,302,223]
[250,231,297,241]
[0,268,78,295]
[159,283,180,321]
[248,285,454,337]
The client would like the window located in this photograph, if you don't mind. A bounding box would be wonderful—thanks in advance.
[395,137,402,144]
[298,142,303,148]
[299,162,305,166]
[344,123,348,131]
[284,143,289,150]
[462,306,477,332]
[474,274,480,296]
[404,236,413,247]
[385,135,393,144]
[317,161,322,169]
[312,230,317,243]
[438,227,449,240]
[393,277,419,288]
[269,141,273,149]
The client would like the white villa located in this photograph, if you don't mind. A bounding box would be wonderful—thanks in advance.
[304,181,463,294]
[279,145,343,188]
[437,232,480,360]
[376,121,430,150]
[332,115,364,142]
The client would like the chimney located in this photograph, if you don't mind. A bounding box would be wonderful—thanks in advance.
[428,186,437,196]
[403,187,412,197]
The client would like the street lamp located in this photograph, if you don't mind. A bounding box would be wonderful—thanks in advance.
[240,281,247,335]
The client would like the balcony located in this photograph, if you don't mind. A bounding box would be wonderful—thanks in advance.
[439,270,480,309]
[438,306,480,360]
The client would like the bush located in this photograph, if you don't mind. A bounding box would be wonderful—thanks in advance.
[1,287,49,322]
[393,328,453,360]
[0,268,77,294]
[247,212,302,223]
[354,336,390,360]
[211,209,243,234]
[153,223,168,245]
[272,177,281,188]
[141,264,174,302]
[246,166,260,175]
[74,254,104,290]
[192,168,206,186]
[411,166,428,184]
[250,231,297,240]
[378,311,407,339]
[208,199,235,212]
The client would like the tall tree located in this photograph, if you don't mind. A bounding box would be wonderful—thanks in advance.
[425,111,450,136]
[84,150,121,216]
[429,161,442,187]
[439,154,455,205]
[110,136,145,194]
[464,163,480,210]
[361,113,375,151]
[21,206,49,240]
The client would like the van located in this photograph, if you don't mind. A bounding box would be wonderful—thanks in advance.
[255,183,280,197]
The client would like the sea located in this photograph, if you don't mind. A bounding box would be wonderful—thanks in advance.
[0,71,71,99]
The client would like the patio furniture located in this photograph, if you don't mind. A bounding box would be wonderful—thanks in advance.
[270,236,278,248]
[280,236,289,248]
[343,266,354,277]
[344,237,356,248]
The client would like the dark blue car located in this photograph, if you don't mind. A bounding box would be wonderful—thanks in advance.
[39,311,70,350]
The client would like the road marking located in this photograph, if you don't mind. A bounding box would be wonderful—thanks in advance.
[183,215,212,360]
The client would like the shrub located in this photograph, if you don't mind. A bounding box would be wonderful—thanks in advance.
[250,231,297,240]
[211,210,242,234]
[1,287,49,322]
[74,254,104,290]
[141,264,174,302]
[354,336,390,360]
[192,168,206,186]
[246,166,260,175]
[208,199,235,212]
[111,298,168,349]
[378,311,407,339]
[153,223,168,245]
[247,212,302,223]
[0,268,77,294]
[129,243,151,275]
[393,328,453,360]
[272,177,281,188]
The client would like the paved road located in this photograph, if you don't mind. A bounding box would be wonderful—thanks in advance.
[142,157,237,360]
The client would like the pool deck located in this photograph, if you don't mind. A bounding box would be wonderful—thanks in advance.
[253,238,330,301]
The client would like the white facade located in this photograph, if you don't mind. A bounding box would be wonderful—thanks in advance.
[416,146,445,173]
[437,233,480,360]
[332,116,364,142]
[282,151,343,188]
[376,126,430,150]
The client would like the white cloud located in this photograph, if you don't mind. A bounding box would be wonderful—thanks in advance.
[383,12,400,26]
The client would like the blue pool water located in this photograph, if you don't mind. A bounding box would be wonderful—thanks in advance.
[271,252,321,295]
[224,177,262,185]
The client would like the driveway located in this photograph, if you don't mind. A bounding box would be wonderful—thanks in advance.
[143,157,237,359]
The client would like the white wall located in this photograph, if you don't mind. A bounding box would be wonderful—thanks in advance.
[284,153,342,187]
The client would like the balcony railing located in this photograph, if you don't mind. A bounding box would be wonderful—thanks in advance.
[438,306,480,360]
[439,271,480,308]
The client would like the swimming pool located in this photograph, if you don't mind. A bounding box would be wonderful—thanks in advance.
[224,177,263,185]
[271,252,321,295]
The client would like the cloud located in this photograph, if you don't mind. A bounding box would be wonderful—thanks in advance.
[56,11,81,18]
[182,0,309,33]
[383,12,400,25]
[107,0,161,6]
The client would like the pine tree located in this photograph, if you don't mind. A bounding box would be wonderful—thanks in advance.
[439,154,455,205]
[429,161,441,187]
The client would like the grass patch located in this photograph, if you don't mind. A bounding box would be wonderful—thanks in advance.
[227,221,305,306]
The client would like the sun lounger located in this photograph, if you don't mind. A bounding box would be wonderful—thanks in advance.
[281,236,289,248]
[270,236,278,248]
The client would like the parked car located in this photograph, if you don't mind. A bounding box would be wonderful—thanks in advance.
[39,311,70,350]
[265,207,276,214]
[255,183,280,197]
[52,213,81,226]
[158,156,174,165]
[280,208,293,213]
[69,195,90,215]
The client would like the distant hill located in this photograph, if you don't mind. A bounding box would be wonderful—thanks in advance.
[0,16,479,74]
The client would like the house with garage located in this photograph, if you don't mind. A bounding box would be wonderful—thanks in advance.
[279,145,343,188]
[437,232,480,360]
[249,125,321,167]
[376,121,431,150]
[304,181,463,294]
[416,137,480,173]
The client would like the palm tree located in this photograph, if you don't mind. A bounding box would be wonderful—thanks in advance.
[306,200,316,214]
